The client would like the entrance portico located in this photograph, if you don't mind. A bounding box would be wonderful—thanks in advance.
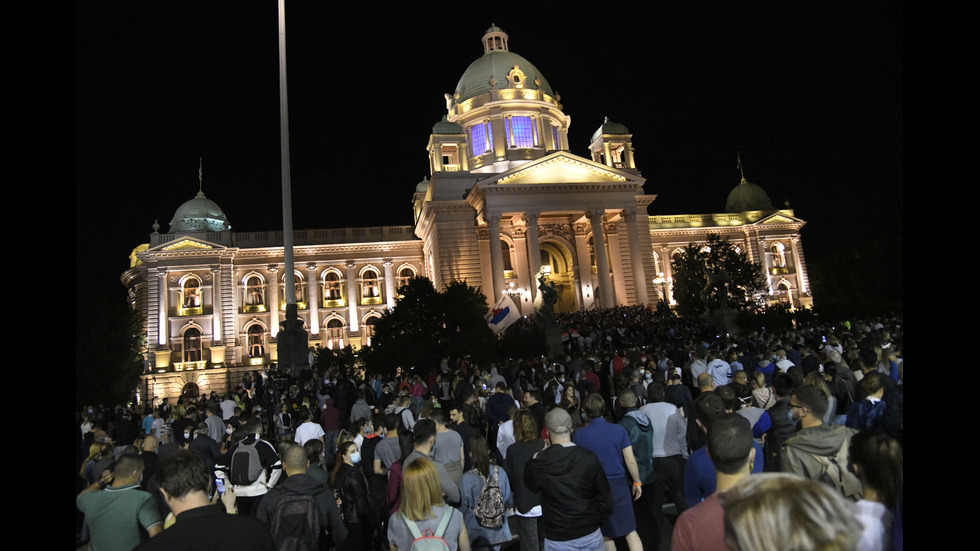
[466,151,657,313]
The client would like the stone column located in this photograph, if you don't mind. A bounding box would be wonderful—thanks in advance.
[383,258,396,309]
[758,237,774,295]
[589,210,614,309]
[487,213,505,301]
[524,211,541,299]
[306,262,320,336]
[573,223,594,309]
[606,222,627,306]
[622,210,649,305]
[659,246,674,304]
[155,268,168,347]
[210,266,222,342]
[346,260,359,332]
[790,237,808,294]
[268,265,280,337]
[511,225,530,314]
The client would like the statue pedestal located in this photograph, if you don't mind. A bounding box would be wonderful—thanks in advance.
[706,306,740,336]
[543,322,563,359]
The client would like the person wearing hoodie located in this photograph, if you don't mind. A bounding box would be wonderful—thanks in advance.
[524,408,612,551]
[617,388,659,551]
[781,385,863,501]
[350,389,372,426]
[256,444,347,548]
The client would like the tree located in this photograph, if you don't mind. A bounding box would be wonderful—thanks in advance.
[670,234,768,318]
[364,277,493,378]
[76,294,146,408]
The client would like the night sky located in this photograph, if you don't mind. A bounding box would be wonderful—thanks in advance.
[76,2,902,300]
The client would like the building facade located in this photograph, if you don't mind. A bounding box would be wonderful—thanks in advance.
[122,26,810,397]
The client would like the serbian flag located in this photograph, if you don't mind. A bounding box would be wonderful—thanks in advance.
[486,293,521,334]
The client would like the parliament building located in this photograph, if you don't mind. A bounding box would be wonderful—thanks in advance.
[122,26,811,397]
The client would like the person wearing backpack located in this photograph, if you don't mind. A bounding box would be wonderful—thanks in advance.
[459,435,513,550]
[215,416,283,515]
[781,385,863,501]
[256,444,347,551]
[387,456,469,551]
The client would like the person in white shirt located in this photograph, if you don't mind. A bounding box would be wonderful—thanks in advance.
[293,407,325,446]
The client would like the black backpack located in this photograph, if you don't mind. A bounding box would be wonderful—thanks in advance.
[230,439,264,486]
[270,491,321,551]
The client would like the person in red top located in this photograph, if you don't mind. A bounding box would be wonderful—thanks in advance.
[671,413,755,551]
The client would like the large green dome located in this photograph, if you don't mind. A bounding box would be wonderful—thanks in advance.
[725,177,774,213]
[169,190,232,233]
[453,26,553,103]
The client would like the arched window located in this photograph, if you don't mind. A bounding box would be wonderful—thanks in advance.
[361,268,381,304]
[183,327,202,362]
[775,282,792,304]
[325,318,345,350]
[364,315,381,347]
[245,275,264,306]
[771,242,787,268]
[247,325,265,358]
[501,240,514,272]
[398,267,416,289]
[281,272,306,307]
[182,277,201,308]
[322,270,344,306]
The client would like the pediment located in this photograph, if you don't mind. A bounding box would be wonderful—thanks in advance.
[148,236,226,252]
[756,212,803,225]
[479,152,640,187]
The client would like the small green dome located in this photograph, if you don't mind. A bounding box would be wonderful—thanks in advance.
[169,190,232,233]
[432,116,464,134]
[725,178,774,213]
[591,117,630,142]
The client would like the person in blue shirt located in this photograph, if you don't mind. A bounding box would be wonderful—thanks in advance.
[574,393,644,551]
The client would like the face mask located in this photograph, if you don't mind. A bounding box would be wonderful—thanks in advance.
[184,432,192,440]
[787,408,796,425]
[645,373,652,380]
[350,452,361,464]
[226,428,234,435]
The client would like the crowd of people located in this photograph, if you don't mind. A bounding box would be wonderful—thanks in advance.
[76,310,903,551]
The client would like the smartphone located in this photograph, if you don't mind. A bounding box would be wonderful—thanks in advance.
[215,477,226,494]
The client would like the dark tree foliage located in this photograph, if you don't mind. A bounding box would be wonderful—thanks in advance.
[313,344,359,381]
[496,317,548,360]
[670,234,768,319]
[76,295,146,408]
[365,277,494,378]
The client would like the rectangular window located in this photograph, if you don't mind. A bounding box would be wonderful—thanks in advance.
[552,125,562,150]
[507,116,536,148]
[470,122,492,156]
